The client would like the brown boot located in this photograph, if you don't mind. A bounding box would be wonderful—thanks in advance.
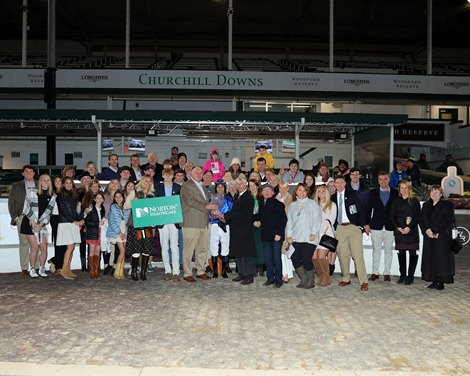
[319,258,331,286]
[93,255,101,279]
[313,259,326,286]
[59,265,75,280]
[88,256,94,279]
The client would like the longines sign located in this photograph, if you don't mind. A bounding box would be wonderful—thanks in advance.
[1,69,470,95]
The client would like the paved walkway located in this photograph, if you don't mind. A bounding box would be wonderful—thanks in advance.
[1,262,469,375]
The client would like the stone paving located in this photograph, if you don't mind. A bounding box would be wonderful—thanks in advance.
[0,264,469,375]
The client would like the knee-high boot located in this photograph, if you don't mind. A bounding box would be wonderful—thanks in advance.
[397,253,406,284]
[131,256,139,281]
[319,258,331,286]
[312,259,324,286]
[221,256,229,279]
[140,254,149,281]
[211,256,219,278]
[405,254,418,285]
[88,256,94,279]
[295,266,307,288]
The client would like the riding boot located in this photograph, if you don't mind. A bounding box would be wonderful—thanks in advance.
[221,256,229,278]
[405,254,418,285]
[211,256,219,278]
[312,259,324,286]
[88,256,94,279]
[320,258,331,286]
[397,253,406,284]
[95,255,101,278]
[295,266,307,288]
[140,255,150,281]
[131,256,139,281]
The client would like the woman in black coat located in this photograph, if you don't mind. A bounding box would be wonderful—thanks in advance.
[390,180,421,285]
[84,191,106,279]
[420,185,455,290]
[221,176,257,285]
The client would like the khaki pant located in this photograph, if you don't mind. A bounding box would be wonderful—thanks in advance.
[182,227,209,277]
[336,224,368,284]
[16,215,31,271]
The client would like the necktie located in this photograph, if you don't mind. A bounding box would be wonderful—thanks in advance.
[338,193,343,224]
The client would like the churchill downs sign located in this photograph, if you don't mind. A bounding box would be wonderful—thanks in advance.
[131,196,183,228]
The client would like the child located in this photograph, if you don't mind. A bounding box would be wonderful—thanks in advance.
[203,147,225,182]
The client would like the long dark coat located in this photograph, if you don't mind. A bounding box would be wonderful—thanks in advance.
[390,197,421,250]
[224,190,256,258]
[420,199,455,283]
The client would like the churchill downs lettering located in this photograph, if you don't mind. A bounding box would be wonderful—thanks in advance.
[138,73,263,87]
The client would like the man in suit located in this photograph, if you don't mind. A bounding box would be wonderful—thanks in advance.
[8,165,37,275]
[141,152,163,177]
[220,175,257,285]
[98,153,120,180]
[365,171,398,282]
[180,166,218,282]
[331,175,369,291]
[129,154,143,182]
[156,168,182,281]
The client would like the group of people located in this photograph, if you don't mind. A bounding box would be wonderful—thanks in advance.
[7,146,457,291]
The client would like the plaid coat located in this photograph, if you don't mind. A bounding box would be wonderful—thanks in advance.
[22,189,57,238]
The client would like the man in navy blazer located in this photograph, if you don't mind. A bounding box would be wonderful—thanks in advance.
[365,171,398,282]
[331,175,369,291]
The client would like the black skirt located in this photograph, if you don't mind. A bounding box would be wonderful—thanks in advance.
[20,216,34,235]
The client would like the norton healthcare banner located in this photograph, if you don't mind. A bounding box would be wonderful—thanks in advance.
[131,196,183,228]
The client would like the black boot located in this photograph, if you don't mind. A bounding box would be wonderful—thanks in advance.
[140,254,149,281]
[405,254,418,285]
[397,253,406,284]
[221,256,229,279]
[131,256,139,281]
[211,256,219,278]
[329,263,335,276]
[80,256,87,272]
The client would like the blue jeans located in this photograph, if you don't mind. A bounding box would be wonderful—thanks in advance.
[263,240,283,284]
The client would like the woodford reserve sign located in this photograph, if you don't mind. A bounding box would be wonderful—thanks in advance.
[394,122,445,142]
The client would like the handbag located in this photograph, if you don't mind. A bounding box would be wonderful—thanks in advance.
[319,234,338,252]
[450,217,463,254]
[319,220,338,252]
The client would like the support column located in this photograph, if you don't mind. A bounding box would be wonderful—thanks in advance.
[295,117,305,162]
[125,0,130,69]
[21,0,28,67]
[389,125,395,173]
[329,0,334,72]
[426,0,432,75]
[46,136,56,166]
[227,0,233,70]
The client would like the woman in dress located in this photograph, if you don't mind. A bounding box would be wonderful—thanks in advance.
[106,191,130,280]
[124,175,155,281]
[285,183,322,289]
[85,191,106,279]
[48,176,65,274]
[77,172,92,272]
[56,177,84,280]
[313,184,337,286]
[21,174,56,278]
[249,179,264,277]
[420,185,455,290]
[390,180,421,285]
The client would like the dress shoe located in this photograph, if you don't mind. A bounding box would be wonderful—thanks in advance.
[404,276,414,285]
[21,270,29,277]
[184,276,196,283]
[197,274,211,280]
[435,283,445,291]
[274,282,283,288]
[396,276,406,284]
[240,277,254,285]
[338,281,351,287]
[263,280,274,286]
[383,275,391,282]
[360,283,369,291]
[368,274,379,281]
[232,275,244,282]
[329,264,335,276]
[427,282,437,289]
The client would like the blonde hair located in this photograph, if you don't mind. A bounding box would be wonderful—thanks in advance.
[38,174,54,196]
[136,175,155,193]
[314,184,332,212]
[398,180,415,203]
